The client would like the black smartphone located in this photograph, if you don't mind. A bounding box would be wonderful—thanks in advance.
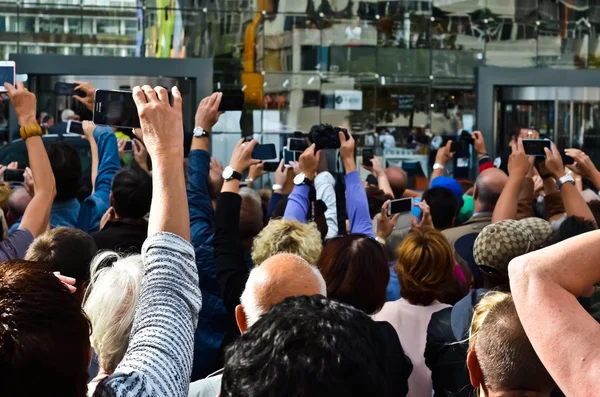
[93,89,141,129]
[3,169,25,183]
[362,148,374,166]
[312,126,349,151]
[288,138,309,152]
[450,141,461,153]
[124,140,134,152]
[251,144,277,160]
[218,90,245,112]
[263,162,280,172]
[522,139,551,157]
[561,152,575,166]
[388,198,413,216]
[54,82,85,98]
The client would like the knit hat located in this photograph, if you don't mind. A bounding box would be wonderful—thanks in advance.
[473,218,551,275]
[430,176,464,208]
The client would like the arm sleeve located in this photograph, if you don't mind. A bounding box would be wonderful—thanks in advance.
[95,232,202,397]
[187,150,214,246]
[0,229,34,261]
[214,192,250,313]
[516,177,535,220]
[315,172,338,238]
[283,184,310,222]
[78,126,120,232]
[345,171,374,237]
[478,156,495,173]
[267,192,283,218]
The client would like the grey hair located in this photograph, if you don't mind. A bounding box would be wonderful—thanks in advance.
[475,177,502,211]
[83,251,144,374]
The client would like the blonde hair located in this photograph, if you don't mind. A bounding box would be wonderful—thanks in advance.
[468,291,554,395]
[395,228,455,305]
[83,251,144,373]
[251,219,322,265]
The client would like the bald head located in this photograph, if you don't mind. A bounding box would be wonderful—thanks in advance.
[8,187,32,217]
[385,167,407,198]
[239,253,327,329]
[474,168,508,212]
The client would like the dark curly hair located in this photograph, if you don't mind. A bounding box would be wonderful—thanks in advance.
[221,295,388,397]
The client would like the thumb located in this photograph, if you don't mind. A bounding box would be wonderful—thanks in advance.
[391,213,400,224]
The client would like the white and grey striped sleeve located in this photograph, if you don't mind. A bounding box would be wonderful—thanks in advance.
[94,232,202,397]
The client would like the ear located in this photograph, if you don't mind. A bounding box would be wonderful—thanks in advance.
[235,304,248,334]
[467,349,483,388]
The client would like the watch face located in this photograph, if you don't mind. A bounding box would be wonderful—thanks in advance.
[222,166,233,180]
[294,173,305,185]
[193,127,206,137]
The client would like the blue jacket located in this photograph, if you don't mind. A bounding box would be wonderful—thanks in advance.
[187,149,230,380]
[10,126,120,233]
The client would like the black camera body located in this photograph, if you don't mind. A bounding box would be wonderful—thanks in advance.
[308,124,349,151]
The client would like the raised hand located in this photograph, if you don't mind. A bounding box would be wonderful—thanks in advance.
[544,144,565,180]
[132,85,183,159]
[82,120,96,141]
[472,131,486,156]
[229,139,260,173]
[133,140,149,171]
[363,155,384,176]
[435,140,455,166]
[298,144,319,179]
[4,82,36,126]
[249,162,268,181]
[195,92,223,132]
[508,139,530,179]
[565,148,599,179]
[412,200,432,229]
[377,200,400,240]
[339,128,356,173]
[73,81,96,112]
[274,159,288,187]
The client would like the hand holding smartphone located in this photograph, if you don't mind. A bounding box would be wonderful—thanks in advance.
[522,139,551,157]
[262,162,281,172]
[1,169,25,183]
[362,149,374,166]
[66,120,84,135]
[288,138,309,152]
[251,143,277,160]
[0,61,16,93]
[388,198,413,216]
[218,90,245,112]
[93,89,141,129]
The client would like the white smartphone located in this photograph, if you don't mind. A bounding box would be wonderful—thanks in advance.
[0,61,16,92]
[388,198,414,216]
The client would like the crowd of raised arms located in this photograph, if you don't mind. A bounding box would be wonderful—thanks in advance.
[1,80,600,397]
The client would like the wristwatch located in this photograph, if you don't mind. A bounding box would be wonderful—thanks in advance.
[433,163,445,170]
[293,172,313,186]
[272,184,283,191]
[193,126,209,138]
[556,173,576,190]
[222,166,242,182]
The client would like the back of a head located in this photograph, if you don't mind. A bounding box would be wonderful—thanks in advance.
[385,167,407,198]
[468,292,555,395]
[222,295,387,397]
[240,253,327,326]
[239,187,264,248]
[83,251,144,374]
[25,227,97,297]
[61,108,75,122]
[317,234,389,314]
[112,164,152,219]
[422,187,459,229]
[7,187,32,218]
[252,219,322,265]
[366,185,393,219]
[552,216,597,244]
[587,200,600,226]
[47,143,82,201]
[474,168,508,211]
[395,227,455,306]
[0,260,90,397]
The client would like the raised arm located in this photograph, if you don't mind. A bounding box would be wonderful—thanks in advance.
[187,93,223,245]
[215,138,260,312]
[5,82,55,239]
[97,85,201,397]
[82,120,98,190]
[566,148,600,193]
[545,145,596,225]
[509,230,600,396]
[340,130,374,237]
[363,156,393,198]
[492,140,529,223]
[431,140,455,184]
[284,144,319,222]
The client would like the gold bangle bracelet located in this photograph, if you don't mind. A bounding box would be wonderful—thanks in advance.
[19,123,43,141]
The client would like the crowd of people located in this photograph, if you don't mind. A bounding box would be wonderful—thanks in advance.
[1,80,600,397]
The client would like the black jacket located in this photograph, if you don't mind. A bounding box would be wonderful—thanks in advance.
[91,219,148,254]
[425,289,487,397]
[375,320,413,397]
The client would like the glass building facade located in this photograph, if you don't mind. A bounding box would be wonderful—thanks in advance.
[1,0,600,159]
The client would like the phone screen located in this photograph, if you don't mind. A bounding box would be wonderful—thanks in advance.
[262,162,280,172]
[218,91,245,112]
[388,198,413,215]
[124,140,134,152]
[450,142,461,153]
[0,63,15,91]
[283,148,298,166]
[93,90,141,129]
[522,139,551,156]
[66,120,84,135]
[54,82,85,97]
[3,169,25,183]
[288,138,309,152]
[362,149,374,166]
[251,144,277,160]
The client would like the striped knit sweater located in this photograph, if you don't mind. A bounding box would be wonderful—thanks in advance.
[93,232,202,397]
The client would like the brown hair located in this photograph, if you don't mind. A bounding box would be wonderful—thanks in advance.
[317,235,389,315]
[25,227,97,301]
[365,186,393,219]
[395,228,455,305]
[0,260,91,397]
[469,292,555,394]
